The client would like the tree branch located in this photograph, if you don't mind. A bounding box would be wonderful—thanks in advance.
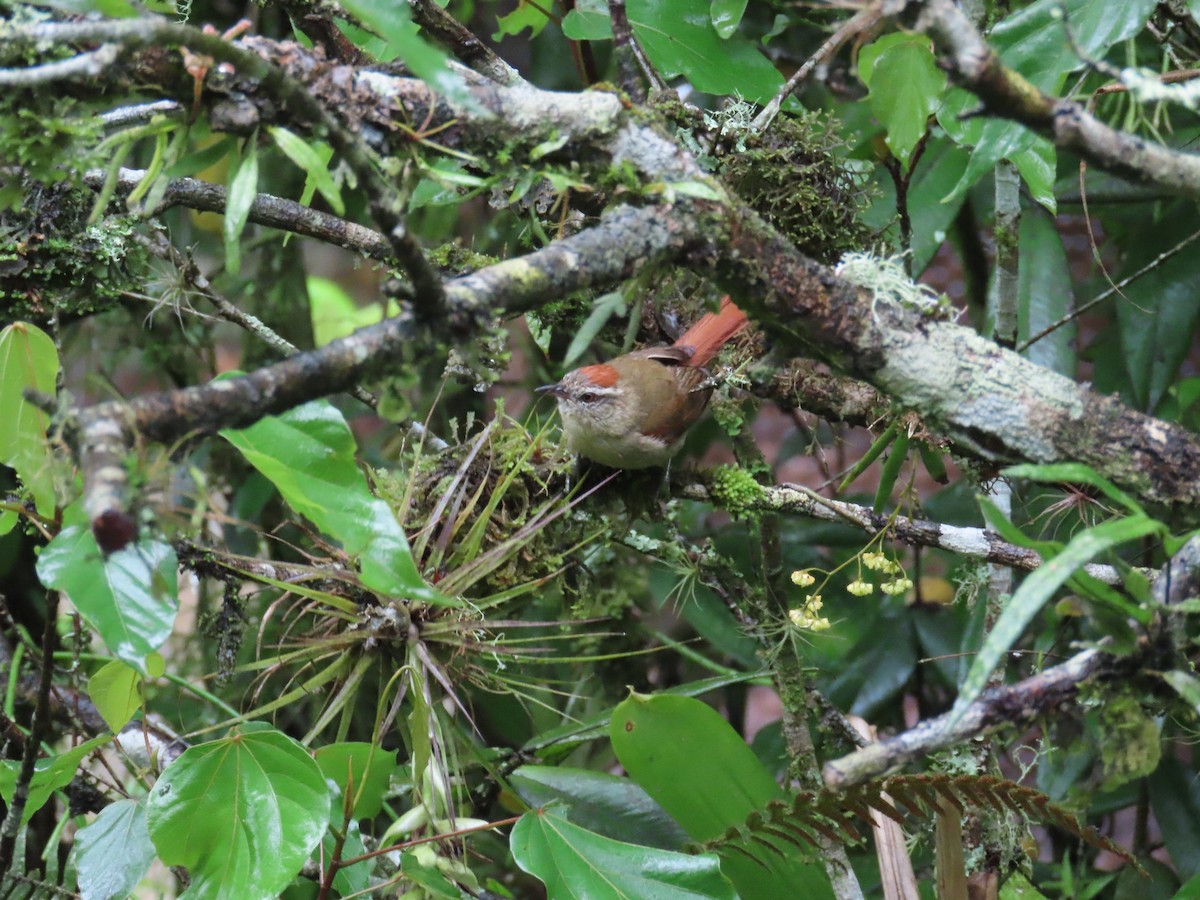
[822,534,1200,789]
[85,167,393,260]
[75,203,690,533]
[906,0,1200,198]
[677,477,1144,585]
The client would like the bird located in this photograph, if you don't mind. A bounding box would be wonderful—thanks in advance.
[537,296,749,468]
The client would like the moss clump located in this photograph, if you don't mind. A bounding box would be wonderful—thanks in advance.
[1097,694,1160,792]
[0,180,142,325]
[427,241,498,276]
[717,111,871,264]
[708,464,764,515]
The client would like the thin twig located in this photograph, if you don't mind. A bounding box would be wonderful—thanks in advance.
[1018,225,1200,351]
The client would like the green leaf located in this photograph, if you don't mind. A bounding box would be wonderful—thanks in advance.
[146,723,331,900]
[873,429,910,512]
[1159,670,1200,716]
[949,514,1167,725]
[510,765,689,850]
[224,136,259,274]
[36,529,179,676]
[1011,138,1057,213]
[0,322,59,516]
[938,0,1155,202]
[268,126,345,216]
[88,659,143,732]
[859,34,945,169]
[1017,212,1074,375]
[511,805,737,899]
[564,0,782,102]
[76,799,156,900]
[710,0,748,39]
[611,692,833,899]
[314,742,397,818]
[338,0,471,106]
[1149,758,1200,880]
[1116,203,1200,412]
[521,673,764,755]
[563,291,625,368]
[308,276,398,347]
[861,135,971,273]
[562,0,613,40]
[0,735,110,827]
[221,399,447,603]
[494,0,552,39]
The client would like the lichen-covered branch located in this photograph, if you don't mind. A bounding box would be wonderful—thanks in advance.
[707,205,1200,515]
[4,18,445,311]
[85,168,393,260]
[904,0,1200,198]
[678,477,1142,585]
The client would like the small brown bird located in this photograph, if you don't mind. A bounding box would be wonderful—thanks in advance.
[537,296,749,468]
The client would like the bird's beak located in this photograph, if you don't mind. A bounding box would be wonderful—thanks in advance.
[536,383,565,398]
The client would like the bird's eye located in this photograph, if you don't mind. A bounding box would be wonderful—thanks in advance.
[579,392,598,404]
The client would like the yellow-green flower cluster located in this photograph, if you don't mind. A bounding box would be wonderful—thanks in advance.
[861,551,902,574]
[880,577,914,596]
[789,594,830,632]
[847,579,873,596]
[790,570,816,587]
[861,551,912,597]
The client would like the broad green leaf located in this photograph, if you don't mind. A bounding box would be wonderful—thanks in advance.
[88,659,143,732]
[562,0,612,40]
[338,0,471,106]
[164,135,236,179]
[224,136,258,274]
[146,723,331,900]
[938,0,1155,202]
[314,742,397,818]
[564,291,625,368]
[76,799,156,900]
[221,400,447,603]
[326,821,370,896]
[564,0,783,103]
[1160,670,1200,716]
[0,322,59,516]
[401,848,470,897]
[949,513,1166,725]
[308,276,398,347]
[859,34,945,169]
[837,616,919,717]
[1116,202,1200,412]
[1149,758,1200,880]
[521,672,764,755]
[494,0,551,39]
[611,692,833,899]
[37,528,179,675]
[1017,213,1074,375]
[1011,138,1056,213]
[510,765,689,850]
[710,0,748,39]
[511,805,736,899]
[0,735,110,827]
[861,135,971,273]
[268,126,344,216]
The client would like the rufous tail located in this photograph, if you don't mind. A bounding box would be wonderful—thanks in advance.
[673,296,749,367]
